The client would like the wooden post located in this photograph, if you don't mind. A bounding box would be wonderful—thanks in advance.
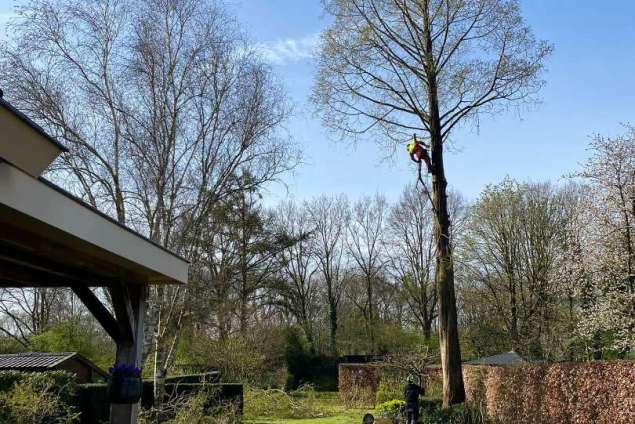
[110,283,147,424]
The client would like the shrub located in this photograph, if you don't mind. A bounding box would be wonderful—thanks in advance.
[419,398,443,415]
[375,376,403,405]
[0,370,76,399]
[285,327,338,391]
[0,373,80,423]
[375,399,405,422]
[421,403,489,424]
[139,387,241,424]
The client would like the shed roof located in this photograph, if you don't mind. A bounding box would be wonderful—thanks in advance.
[0,352,77,369]
[0,352,108,379]
[465,351,525,366]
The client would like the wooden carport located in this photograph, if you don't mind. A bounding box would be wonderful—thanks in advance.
[0,96,188,424]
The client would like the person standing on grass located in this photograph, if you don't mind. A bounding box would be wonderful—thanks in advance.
[404,374,424,424]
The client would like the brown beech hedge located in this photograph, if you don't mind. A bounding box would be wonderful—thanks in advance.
[339,361,635,423]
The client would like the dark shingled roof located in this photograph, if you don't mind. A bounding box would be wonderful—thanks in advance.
[0,352,78,370]
[465,351,525,366]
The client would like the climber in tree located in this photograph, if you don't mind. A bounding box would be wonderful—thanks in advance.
[406,135,433,174]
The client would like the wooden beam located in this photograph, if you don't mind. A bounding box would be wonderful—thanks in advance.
[108,283,135,345]
[71,285,123,343]
[110,283,147,424]
[0,259,82,287]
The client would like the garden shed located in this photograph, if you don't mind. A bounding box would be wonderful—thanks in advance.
[0,94,189,423]
[0,352,108,383]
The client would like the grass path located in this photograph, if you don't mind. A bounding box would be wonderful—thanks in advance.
[244,391,370,424]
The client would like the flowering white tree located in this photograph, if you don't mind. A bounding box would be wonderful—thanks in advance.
[572,129,635,355]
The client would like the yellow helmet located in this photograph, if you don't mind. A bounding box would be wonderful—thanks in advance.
[406,142,416,154]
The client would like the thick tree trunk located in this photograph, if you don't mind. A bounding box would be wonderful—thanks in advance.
[430,141,465,406]
[422,312,433,342]
[422,0,465,406]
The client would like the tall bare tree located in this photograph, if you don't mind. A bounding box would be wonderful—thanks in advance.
[273,201,319,350]
[347,194,389,351]
[387,186,437,340]
[313,0,551,404]
[306,194,350,355]
[1,0,296,411]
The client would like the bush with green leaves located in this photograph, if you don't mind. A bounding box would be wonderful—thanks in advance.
[29,318,114,370]
[375,399,405,421]
[421,403,489,424]
[0,372,80,423]
[375,376,403,405]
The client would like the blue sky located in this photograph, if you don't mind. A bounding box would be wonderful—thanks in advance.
[2,0,635,204]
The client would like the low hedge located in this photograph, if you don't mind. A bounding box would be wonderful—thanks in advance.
[164,371,220,384]
[76,381,243,424]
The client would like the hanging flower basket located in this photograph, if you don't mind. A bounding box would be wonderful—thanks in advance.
[108,364,143,404]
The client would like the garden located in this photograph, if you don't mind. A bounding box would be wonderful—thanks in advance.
[0,0,634,423]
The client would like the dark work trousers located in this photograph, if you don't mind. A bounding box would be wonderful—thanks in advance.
[406,407,419,424]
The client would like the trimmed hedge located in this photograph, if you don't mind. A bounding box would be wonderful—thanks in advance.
[464,361,635,424]
[339,361,635,424]
[165,371,220,384]
[76,381,243,424]
[338,363,381,406]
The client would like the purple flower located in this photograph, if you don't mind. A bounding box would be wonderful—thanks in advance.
[108,363,142,377]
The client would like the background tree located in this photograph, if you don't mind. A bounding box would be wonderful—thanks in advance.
[306,195,351,355]
[387,186,437,341]
[273,201,320,351]
[0,0,296,411]
[462,180,573,358]
[347,194,389,352]
[572,129,635,356]
[314,0,551,405]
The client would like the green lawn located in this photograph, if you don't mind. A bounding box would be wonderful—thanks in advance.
[244,391,370,424]
[244,410,364,424]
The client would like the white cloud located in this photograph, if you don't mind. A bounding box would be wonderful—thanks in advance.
[257,33,320,65]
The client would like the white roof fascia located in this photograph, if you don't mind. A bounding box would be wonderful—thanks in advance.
[0,162,188,284]
[0,101,65,177]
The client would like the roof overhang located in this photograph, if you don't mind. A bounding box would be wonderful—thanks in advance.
[0,161,188,287]
[0,98,66,177]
